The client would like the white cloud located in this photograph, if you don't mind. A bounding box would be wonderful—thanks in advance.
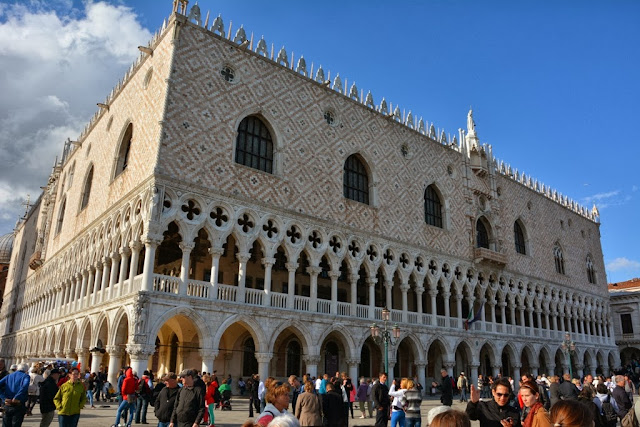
[606,257,640,272]
[583,190,620,203]
[0,1,152,233]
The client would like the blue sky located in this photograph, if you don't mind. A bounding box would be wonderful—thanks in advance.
[0,0,638,283]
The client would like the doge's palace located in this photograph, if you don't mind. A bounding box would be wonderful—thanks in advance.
[0,1,618,389]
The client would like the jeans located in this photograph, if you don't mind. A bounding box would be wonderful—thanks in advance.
[135,397,149,423]
[459,388,467,402]
[390,410,405,427]
[115,399,135,426]
[40,410,55,427]
[157,422,170,427]
[405,418,421,427]
[87,390,94,407]
[2,405,26,427]
[58,414,80,427]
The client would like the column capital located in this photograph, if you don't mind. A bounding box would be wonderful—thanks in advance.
[209,247,224,256]
[428,290,438,297]
[468,363,480,369]
[255,352,273,363]
[367,278,377,286]
[179,242,195,253]
[120,247,132,256]
[64,349,75,359]
[303,355,321,365]
[125,344,155,359]
[102,257,111,266]
[512,364,522,370]
[110,252,121,261]
[328,271,340,280]
[307,266,322,276]
[94,261,103,270]
[348,274,359,284]
[345,358,360,367]
[143,237,162,247]
[285,262,298,272]
[105,345,124,357]
[443,362,455,369]
[261,257,276,266]
[415,286,424,295]
[75,349,89,358]
[130,240,144,251]
[236,252,250,263]
[414,362,426,369]
[199,348,219,359]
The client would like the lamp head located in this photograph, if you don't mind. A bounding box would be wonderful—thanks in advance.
[382,307,390,322]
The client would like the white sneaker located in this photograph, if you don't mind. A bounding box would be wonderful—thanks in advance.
[359,416,365,419]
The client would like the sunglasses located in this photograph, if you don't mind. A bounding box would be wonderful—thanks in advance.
[495,392,509,398]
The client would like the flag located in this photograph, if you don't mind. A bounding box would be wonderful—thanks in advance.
[464,305,483,330]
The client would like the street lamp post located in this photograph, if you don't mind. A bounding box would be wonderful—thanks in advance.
[560,333,576,378]
[370,307,401,385]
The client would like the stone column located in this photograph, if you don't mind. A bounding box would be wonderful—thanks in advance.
[208,248,223,299]
[385,280,393,311]
[576,364,584,379]
[512,365,521,391]
[98,258,110,304]
[108,252,120,297]
[530,365,539,377]
[442,291,451,318]
[286,263,298,309]
[200,349,219,374]
[347,359,359,383]
[416,287,424,315]
[105,346,123,387]
[368,278,376,319]
[118,247,131,285]
[349,274,358,316]
[510,305,516,326]
[479,298,486,330]
[255,353,273,382]
[67,278,76,312]
[470,364,480,392]
[490,301,497,326]
[492,365,501,379]
[262,257,275,306]
[179,243,195,296]
[527,308,534,329]
[330,272,339,314]
[519,307,526,328]
[78,269,89,309]
[90,350,104,375]
[400,282,409,322]
[572,316,578,334]
[456,293,463,322]
[308,265,321,312]
[536,311,542,330]
[304,356,320,378]
[552,312,559,332]
[76,349,89,373]
[444,362,455,377]
[500,302,507,327]
[90,264,101,305]
[429,290,437,315]
[126,345,155,378]
[388,358,397,378]
[236,251,251,302]
[415,363,426,396]
[128,241,143,286]
[141,239,159,292]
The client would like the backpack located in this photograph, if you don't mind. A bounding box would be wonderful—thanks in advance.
[601,398,618,427]
[451,377,458,394]
[621,406,639,427]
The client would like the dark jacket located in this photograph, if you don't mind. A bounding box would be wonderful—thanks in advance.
[39,376,59,413]
[321,390,345,426]
[549,382,560,407]
[558,380,578,400]
[466,399,522,427]
[154,385,180,422]
[171,385,205,426]
[371,381,390,409]
[612,385,632,418]
[439,375,453,406]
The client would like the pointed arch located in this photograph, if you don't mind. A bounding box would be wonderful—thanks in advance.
[79,164,94,211]
[56,196,67,235]
[424,184,444,228]
[343,153,370,205]
[235,115,274,174]
[210,313,266,353]
[150,306,213,350]
[476,216,492,249]
[113,121,133,179]
[514,218,527,255]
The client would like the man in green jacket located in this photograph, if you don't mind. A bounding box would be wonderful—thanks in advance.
[53,367,86,427]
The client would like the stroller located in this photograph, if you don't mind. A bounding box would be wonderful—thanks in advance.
[219,389,232,410]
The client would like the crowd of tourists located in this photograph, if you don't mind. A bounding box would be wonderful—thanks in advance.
[2,355,640,427]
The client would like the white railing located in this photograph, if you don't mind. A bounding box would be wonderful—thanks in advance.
[153,275,179,294]
[245,288,263,305]
[337,302,350,316]
[294,296,309,311]
[486,323,493,332]
[422,313,433,326]
[436,315,447,327]
[449,318,459,329]
[132,274,143,292]
[187,280,210,299]
[407,312,418,324]
[270,292,287,308]
[496,324,503,333]
[506,325,513,334]
[217,284,237,302]
[391,310,402,323]
[357,305,368,318]
[374,307,383,320]
[317,299,331,314]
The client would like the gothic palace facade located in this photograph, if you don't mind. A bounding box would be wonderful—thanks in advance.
[0,2,618,390]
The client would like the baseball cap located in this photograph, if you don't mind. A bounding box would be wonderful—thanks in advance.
[179,369,193,378]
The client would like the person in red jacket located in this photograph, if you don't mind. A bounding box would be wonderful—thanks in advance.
[112,368,137,427]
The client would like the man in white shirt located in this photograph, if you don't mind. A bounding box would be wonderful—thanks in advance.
[315,376,322,392]
[258,378,266,412]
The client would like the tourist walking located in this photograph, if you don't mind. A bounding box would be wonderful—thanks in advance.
[39,368,60,427]
[356,378,369,419]
[154,373,179,427]
[433,369,453,407]
[27,366,44,416]
[295,381,322,426]
[321,382,346,427]
[170,369,205,427]
[611,374,632,420]
[558,374,578,401]
[112,368,137,427]
[389,378,407,427]
[53,367,87,427]
[466,378,521,426]
[371,372,390,427]
[0,363,30,426]
[458,372,469,403]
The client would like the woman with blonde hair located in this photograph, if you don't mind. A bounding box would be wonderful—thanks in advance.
[255,382,291,427]
[520,380,550,427]
[389,378,408,427]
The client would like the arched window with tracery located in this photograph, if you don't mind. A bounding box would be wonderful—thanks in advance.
[554,243,565,275]
[343,154,369,204]
[476,218,489,249]
[114,123,133,178]
[514,220,526,255]
[586,255,596,284]
[235,116,274,173]
[424,185,443,228]
[55,197,66,235]
[79,165,94,211]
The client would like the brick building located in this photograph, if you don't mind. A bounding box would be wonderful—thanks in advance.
[0,2,618,389]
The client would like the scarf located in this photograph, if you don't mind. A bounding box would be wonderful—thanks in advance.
[523,402,544,427]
